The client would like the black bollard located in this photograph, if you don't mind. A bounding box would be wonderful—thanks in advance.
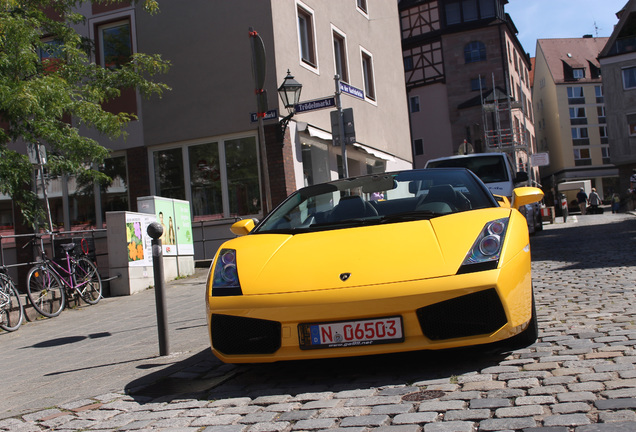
[147,222,169,356]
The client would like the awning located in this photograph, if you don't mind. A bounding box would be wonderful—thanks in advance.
[353,143,396,162]
[307,124,332,141]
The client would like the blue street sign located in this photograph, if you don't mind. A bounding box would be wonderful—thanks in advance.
[250,109,278,123]
[294,97,336,113]
[339,82,365,100]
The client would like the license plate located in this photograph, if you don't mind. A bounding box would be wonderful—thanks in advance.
[299,316,404,350]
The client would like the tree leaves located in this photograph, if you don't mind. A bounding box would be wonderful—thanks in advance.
[0,0,170,229]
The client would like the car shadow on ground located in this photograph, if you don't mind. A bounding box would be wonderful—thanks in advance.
[125,344,513,404]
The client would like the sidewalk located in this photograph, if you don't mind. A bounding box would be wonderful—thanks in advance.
[0,266,229,420]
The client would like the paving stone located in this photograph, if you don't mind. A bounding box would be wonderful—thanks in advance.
[392,412,439,425]
[551,402,592,414]
[339,414,390,427]
[423,421,474,432]
[478,417,537,431]
[495,405,544,418]
[292,418,337,430]
[542,414,591,427]
[469,398,512,409]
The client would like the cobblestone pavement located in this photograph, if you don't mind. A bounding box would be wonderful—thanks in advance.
[1,212,636,431]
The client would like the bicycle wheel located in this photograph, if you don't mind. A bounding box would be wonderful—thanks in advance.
[74,257,102,305]
[0,274,23,332]
[26,264,65,317]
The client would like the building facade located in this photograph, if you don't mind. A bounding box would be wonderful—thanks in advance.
[533,36,618,204]
[3,1,413,259]
[599,0,636,208]
[399,0,536,181]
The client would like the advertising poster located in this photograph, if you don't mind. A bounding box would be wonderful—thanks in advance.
[154,198,177,256]
[125,213,154,267]
[174,199,194,255]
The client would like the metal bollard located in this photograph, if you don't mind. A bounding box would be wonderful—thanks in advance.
[147,222,169,356]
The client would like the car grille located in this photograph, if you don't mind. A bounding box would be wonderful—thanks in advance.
[211,314,281,355]
[416,288,507,340]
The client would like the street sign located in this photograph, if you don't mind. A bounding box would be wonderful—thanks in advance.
[531,152,550,167]
[339,82,365,100]
[294,97,336,113]
[250,109,278,123]
[331,108,355,145]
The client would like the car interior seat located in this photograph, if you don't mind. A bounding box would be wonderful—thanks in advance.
[330,195,378,221]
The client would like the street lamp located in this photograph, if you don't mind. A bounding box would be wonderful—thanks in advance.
[278,70,302,139]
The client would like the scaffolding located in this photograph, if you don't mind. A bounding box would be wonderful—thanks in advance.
[480,73,530,175]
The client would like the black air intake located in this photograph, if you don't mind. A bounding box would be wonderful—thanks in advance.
[211,314,281,355]
[416,288,507,340]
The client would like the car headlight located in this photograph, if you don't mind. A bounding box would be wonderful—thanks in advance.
[458,218,508,274]
[211,249,242,296]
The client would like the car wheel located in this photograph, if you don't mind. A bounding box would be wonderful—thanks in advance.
[506,290,538,349]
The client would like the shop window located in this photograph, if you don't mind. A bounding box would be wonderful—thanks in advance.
[189,143,223,218]
[154,148,185,200]
[154,137,261,220]
[225,137,261,217]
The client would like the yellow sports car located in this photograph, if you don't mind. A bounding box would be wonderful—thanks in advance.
[206,168,543,363]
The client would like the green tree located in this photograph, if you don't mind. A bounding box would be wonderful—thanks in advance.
[0,0,170,229]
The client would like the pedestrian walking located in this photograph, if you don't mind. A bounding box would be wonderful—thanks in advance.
[612,193,621,213]
[577,187,588,215]
[588,188,602,214]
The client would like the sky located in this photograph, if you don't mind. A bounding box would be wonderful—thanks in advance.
[505,0,627,57]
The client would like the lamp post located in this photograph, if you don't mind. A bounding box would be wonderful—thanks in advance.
[278,70,302,139]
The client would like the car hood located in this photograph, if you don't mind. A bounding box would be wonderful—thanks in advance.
[227,208,514,295]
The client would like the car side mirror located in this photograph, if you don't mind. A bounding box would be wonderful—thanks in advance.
[512,187,544,210]
[230,219,256,236]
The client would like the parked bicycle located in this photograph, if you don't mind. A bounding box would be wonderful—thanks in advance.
[0,268,24,332]
[26,234,102,318]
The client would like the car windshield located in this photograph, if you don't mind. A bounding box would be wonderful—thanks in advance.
[254,168,497,234]
[427,155,510,183]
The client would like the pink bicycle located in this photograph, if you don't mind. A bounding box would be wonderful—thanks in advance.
[26,235,102,318]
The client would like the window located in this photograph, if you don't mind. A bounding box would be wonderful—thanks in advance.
[404,56,414,72]
[595,85,604,103]
[471,77,486,91]
[462,0,478,21]
[361,49,376,101]
[414,138,424,156]
[464,41,486,63]
[153,136,261,220]
[623,67,636,89]
[445,2,461,24]
[573,68,585,79]
[599,126,608,144]
[567,86,584,104]
[332,29,348,82]
[410,96,420,113]
[601,146,610,164]
[628,113,636,136]
[445,0,495,25]
[571,127,589,146]
[573,148,591,166]
[597,106,606,123]
[297,4,316,68]
[98,20,132,69]
[480,0,495,17]
[357,0,367,14]
[569,107,587,125]
[154,148,186,200]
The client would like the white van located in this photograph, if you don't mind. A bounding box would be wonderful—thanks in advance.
[425,153,543,233]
